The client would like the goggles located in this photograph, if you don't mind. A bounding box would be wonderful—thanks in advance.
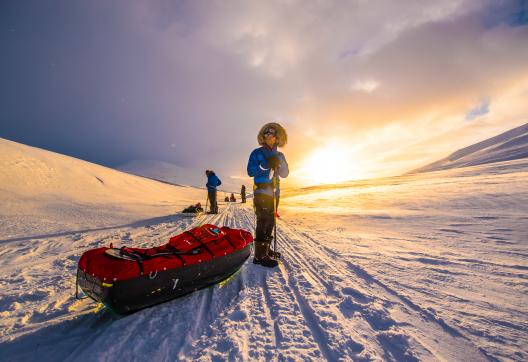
[263,128,277,137]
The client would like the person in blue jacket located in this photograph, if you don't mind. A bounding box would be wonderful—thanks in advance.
[205,170,222,214]
[247,122,289,267]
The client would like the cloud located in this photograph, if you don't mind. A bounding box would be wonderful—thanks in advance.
[351,79,380,93]
[1,0,527,184]
[466,98,490,120]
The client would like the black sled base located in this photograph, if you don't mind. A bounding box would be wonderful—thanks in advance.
[78,244,251,315]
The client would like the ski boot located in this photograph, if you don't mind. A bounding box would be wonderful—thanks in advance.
[253,241,278,267]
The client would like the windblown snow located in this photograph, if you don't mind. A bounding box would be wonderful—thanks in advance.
[411,122,528,173]
[1,138,527,361]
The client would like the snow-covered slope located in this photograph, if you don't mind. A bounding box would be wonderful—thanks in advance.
[1,145,526,361]
[0,138,205,239]
[117,159,244,194]
[411,122,528,173]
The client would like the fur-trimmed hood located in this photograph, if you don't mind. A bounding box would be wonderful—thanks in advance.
[257,122,288,147]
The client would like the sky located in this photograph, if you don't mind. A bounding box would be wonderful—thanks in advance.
[1,0,527,186]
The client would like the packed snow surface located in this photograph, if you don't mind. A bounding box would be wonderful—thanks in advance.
[1,139,527,361]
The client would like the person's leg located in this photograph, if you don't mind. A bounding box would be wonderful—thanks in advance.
[258,198,276,261]
[211,190,218,213]
[264,194,281,258]
[253,193,278,267]
[262,198,278,258]
[263,207,274,240]
[208,190,216,213]
[254,193,273,241]
[254,193,268,242]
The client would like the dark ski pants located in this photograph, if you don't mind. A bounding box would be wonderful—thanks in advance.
[254,193,275,242]
[208,190,218,213]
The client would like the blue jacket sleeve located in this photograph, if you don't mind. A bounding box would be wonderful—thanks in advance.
[247,149,269,177]
[278,152,289,178]
[206,175,220,188]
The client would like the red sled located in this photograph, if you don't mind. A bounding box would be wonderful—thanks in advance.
[76,224,253,314]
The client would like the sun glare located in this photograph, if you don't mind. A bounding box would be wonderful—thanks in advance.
[298,144,363,185]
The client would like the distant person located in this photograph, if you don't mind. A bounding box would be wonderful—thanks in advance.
[225,195,229,202]
[205,170,221,214]
[247,122,289,267]
[241,185,246,203]
[230,193,236,202]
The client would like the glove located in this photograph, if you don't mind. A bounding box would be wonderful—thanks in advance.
[267,155,280,169]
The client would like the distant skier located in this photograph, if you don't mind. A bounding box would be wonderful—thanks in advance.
[230,193,236,202]
[205,170,221,214]
[247,122,289,267]
[241,185,246,203]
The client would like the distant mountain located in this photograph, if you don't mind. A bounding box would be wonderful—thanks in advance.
[117,160,243,193]
[411,122,528,173]
[118,160,199,187]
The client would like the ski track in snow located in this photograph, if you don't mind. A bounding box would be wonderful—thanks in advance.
[2,198,524,361]
[277,225,484,361]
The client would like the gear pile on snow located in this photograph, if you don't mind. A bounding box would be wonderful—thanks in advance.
[182,203,204,214]
[77,224,253,314]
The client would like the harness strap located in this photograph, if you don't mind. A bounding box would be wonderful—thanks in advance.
[165,244,188,266]
[184,231,215,257]
[113,246,203,268]
[120,247,145,276]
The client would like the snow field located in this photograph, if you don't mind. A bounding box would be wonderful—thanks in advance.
[1,137,526,361]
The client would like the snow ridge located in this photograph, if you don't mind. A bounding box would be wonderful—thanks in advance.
[411,122,528,173]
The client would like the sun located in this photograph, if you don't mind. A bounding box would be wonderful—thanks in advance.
[298,144,363,185]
